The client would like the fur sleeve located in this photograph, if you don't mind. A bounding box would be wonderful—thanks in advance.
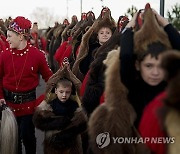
[82,70,104,116]
[33,109,71,131]
[54,108,87,139]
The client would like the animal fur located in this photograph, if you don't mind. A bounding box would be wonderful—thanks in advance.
[72,12,116,82]
[134,6,172,56]
[0,107,18,154]
[61,16,78,42]
[160,51,180,154]
[33,101,87,154]
[45,65,81,103]
[72,19,98,81]
[88,48,149,154]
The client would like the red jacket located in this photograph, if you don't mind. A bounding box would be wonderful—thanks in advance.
[139,92,167,154]
[0,43,53,116]
[54,37,72,66]
[0,35,9,53]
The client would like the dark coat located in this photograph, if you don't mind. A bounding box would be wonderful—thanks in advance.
[33,100,87,154]
[120,24,180,127]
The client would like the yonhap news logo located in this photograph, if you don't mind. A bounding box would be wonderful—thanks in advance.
[96,132,175,149]
[96,132,110,148]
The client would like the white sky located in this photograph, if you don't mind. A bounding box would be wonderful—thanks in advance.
[0,0,179,28]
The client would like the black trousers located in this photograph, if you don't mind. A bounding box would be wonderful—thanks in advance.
[17,114,36,154]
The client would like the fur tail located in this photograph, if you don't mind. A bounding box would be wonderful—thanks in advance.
[103,47,128,105]
[0,107,18,154]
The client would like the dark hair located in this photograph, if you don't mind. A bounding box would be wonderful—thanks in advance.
[136,41,168,62]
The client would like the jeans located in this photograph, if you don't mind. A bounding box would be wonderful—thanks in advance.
[17,114,36,154]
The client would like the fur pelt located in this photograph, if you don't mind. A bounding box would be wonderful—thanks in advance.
[33,101,87,154]
[72,11,116,82]
[61,15,78,43]
[134,4,172,57]
[94,10,116,34]
[82,28,122,116]
[0,105,18,154]
[160,51,180,154]
[82,32,120,116]
[45,65,81,103]
[72,19,98,81]
[88,48,150,154]
[161,51,180,109]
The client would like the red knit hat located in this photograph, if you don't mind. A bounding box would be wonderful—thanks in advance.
[8,16,31,36]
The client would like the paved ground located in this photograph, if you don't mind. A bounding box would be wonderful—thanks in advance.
[35,76,45,154]
[23,76,45,154]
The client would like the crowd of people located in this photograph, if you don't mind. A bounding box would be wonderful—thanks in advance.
[0,3,180,154]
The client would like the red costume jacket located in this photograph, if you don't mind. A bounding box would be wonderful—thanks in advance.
[0,43,53,116]
[0,35,9,53]
[54,37,72,66]
[139,92,167,154]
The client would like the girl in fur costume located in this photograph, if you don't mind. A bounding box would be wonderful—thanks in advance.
[33,65,87,154]
[81,15,129,116]
[72,7,116,82]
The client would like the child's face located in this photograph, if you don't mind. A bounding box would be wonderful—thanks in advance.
[97,27,112,45]
[55,84,72,103]
[7,30,22,49]
[136,54,165,86]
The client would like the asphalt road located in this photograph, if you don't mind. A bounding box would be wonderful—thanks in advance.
[22,76,45,154]
[35,76,45,154]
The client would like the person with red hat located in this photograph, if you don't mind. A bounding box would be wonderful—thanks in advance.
[0,16,53,154]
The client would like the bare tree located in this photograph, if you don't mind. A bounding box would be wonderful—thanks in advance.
[30,7,64,29]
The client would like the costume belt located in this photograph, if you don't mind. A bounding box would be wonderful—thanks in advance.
[3,89,36,104]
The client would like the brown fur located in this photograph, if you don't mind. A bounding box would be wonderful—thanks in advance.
[34,101,86,154]
[61,16,78,43]
[72,13,116,81]
[94,11,116,34]
[72,20,98,81]
[88,48,149,154]
[160,51,180,154]
[161,51,180,109]
[45,66,81,103]
[134,7,172,55]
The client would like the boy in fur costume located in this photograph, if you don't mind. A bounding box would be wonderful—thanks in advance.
[120,3,180,128]
[139,51,180,154]
[33,64,87,154]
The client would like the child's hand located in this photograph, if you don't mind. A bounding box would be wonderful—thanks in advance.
[61,57,70,70]
[126,12,138,29]
[152,9,169,27]
[0,99,5,106]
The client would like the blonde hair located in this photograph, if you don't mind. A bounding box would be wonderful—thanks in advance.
[56,78,73,88]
